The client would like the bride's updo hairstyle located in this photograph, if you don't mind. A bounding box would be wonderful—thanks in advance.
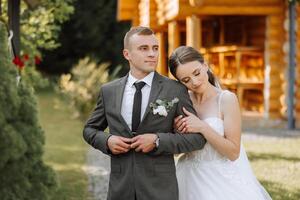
[169,46,218,87]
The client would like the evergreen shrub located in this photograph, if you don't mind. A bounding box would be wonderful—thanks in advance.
[0,21,57,200]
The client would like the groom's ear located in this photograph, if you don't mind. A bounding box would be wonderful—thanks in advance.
[123,49,130,61]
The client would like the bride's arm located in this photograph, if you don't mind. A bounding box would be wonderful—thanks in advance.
[177,92,241,161]
[217,92,241,161]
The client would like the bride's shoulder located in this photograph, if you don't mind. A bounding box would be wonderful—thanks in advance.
[220,90,239,108]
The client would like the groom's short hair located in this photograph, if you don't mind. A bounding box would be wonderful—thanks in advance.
[124,26,154,49]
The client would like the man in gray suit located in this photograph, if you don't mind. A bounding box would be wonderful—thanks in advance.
[83,26,206,200]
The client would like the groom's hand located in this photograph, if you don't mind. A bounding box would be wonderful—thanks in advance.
[107,136,132,155]
[131,134,157,153]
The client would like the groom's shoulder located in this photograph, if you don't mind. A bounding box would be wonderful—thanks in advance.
[101,77,124,89]
[159,74,185,90]
[95,77,123,95]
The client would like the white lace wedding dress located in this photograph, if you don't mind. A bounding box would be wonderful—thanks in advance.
[176,90,272,200]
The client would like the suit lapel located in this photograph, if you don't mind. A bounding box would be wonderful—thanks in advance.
[140,72,164,123]
[115,74,131,132]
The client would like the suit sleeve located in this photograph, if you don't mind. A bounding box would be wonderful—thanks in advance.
[83,87,111,155]
[153,85,206,155]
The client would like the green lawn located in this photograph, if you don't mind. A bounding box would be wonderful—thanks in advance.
[244,137,300,200]
[37,90,93,200]
[36,90,300,200]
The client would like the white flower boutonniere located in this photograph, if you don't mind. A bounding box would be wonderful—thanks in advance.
[149,97,179,117]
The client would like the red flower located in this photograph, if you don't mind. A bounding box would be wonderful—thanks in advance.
[12,54,42,70]
[18,61,25,69]
[12,56,25,70]
[23,54,29,61]
[13,56,22,66]
[34,56,41,65]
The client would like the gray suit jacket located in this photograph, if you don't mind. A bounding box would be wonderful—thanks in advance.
[83,72,206,200]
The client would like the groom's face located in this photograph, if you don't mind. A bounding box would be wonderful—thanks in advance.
[123,34,159,75]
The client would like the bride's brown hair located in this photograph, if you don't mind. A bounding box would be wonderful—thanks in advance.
[169,46,218,87]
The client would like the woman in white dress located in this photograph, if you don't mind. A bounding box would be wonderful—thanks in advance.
[168,46,272,200]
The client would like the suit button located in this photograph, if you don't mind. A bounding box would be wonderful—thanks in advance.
[132,132,137,136]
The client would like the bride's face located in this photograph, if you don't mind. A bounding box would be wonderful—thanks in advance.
[175,60,209,93]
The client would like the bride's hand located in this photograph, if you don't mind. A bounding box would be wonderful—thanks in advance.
[174,115,187,133]
[181,107,208,133]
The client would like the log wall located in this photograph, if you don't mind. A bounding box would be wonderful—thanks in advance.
[265,14,286,119]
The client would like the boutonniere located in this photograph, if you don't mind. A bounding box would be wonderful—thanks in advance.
[149,97,179,117]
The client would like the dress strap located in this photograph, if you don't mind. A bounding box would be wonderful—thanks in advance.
[218,90,227,118]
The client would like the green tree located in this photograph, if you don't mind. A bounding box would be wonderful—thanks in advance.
[40,0,130,75]
[1,0,75,56]
[0,21,57,200]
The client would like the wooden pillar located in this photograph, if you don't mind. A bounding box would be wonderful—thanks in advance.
[156,32,168,76]
[139,0,150,27]
[8,0,20,56]
[168,21,180,78]
[296,5,300,122]
[265,14,286,119]
[132,9,139,26]
[186,15,201,50]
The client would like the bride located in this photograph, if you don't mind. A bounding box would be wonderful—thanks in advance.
[168,46,272,200]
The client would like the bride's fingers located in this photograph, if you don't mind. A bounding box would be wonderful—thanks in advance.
[175,118,185,129]
[182,127,187,133]
[174,115,183,124]
[177,121,186,132]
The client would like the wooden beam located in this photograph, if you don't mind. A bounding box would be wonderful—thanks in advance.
[118,10,135,20]
[149,0,159,29]
[117,0,138,21]
[165,5,283,21]
[139,0,160,29]
[165,0,179,21]
[132,9,140,26]
[156,0,168,25]
[118,0,138,9]
[265,14,285,119]
[189,0,282,7]
[186,15,201,50]
[156,32,168,76]
[168,21,180,79]
[168,21,180,55]
[183,5,283,16]
[139,0,150,27]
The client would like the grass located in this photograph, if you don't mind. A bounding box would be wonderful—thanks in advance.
[244,137,300,200]
[37,90,93,200]
[36,90,300,200]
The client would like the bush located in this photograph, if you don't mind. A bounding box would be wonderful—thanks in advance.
[0,21,57,199]
[22,66,50,91]
[11,54,50,91]
[60,57,121,119]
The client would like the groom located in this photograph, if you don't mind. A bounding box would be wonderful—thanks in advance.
[83,26,206,200]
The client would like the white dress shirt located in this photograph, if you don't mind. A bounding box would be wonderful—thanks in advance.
[121,71,154,131]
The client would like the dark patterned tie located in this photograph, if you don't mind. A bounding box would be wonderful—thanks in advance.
[132,81,146,132]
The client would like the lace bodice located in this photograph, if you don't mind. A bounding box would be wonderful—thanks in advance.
[178,91,229,165]
[178,117,227,164]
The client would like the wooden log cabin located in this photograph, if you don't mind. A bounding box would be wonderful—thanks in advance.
[117,0,300,122]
